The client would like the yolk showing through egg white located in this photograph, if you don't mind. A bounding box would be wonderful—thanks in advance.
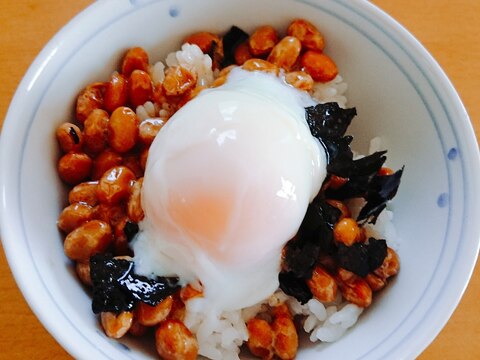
[134,68,327,311]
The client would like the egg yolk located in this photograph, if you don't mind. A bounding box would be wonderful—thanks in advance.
[167,190,233,258]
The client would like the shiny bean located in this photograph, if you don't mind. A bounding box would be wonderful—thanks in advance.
[155,320,198,360]
[104,71,128,113]
[56,123,83,153]
[57,203,95,234]
[58,152,93,185]
[267,36,301,71]
[365,273,386,292]
[336,269,372,308]
[138,118,165,145]
[76,83,104,123]
[287,19,325,52]
[333,217,363,246]
[374,247,400,279]
[75,261,92,287]
[101,311,133,339]
[69,181,99,206]
[306,265,337,302]
[234,41,253,65]
[284,71,314,91]
[129,318,148,337]
[248,25,278,57]
[184,31,221,54]
[136,296,173,326]
[271,303,291,319]
[272,314,298,360]
[63,220,113,261]
[94,203,127,229]
[162,66,197,96]
[108,106,139,153]
[168,294,186,322]
[91,149,123,180]
[301,50,338,83]
[97,165,136,205]
[128,70,153,108]
[246,318,274,360]
[179,283,203,303]
[122,154,144,178]
[121,47,149,77]
[242,58,279,75]
[83,109,109,155]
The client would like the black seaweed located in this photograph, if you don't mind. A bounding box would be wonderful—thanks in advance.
[356,167,404,223]
[124,221,139,242]
[367,238,388,271]
[329,151,387,180]
[90,254,180,314]
[69,126,80,144]
[326,151,387,201]
[305,102,357,140]
[279,272,313,304]
[321,135,354,174]
[305,103,403,224]
[221,26,249,67]
[279,199,340,301]
[336,238,387,277]
[283,198,340,279]
[306,103,387,179]
[279,104,404,303]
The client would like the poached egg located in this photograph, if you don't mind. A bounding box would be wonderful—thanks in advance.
[133,68,327,312]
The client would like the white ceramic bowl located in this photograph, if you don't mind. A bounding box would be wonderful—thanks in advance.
[1,0,479,359]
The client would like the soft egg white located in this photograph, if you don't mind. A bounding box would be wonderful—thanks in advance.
[133,68,327,312]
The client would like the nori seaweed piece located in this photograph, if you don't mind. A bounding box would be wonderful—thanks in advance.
[326,151,388,200]
[90,254,180,314]
[329,151,387,180]
[337,243,369,277]
[357,167,404,224]
[305,103,403,224]
[305,103,386,178]
[221,26,249,67]
[283,198,340,279]
[367,238,388,271]
[305,102,357,139]
[278,272,313,304]
[321,135,354,172]
[90,254,134,313]
[336,238,388,277]
[279,199,340,302]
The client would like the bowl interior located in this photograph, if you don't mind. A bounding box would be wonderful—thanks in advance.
[1,0,479,359]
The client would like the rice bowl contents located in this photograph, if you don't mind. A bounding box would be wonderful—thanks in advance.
[56,19,402,359]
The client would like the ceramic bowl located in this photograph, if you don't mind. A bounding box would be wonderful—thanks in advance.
[1,0,479,359]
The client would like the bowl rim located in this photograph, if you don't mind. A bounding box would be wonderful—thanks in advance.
[1,0,479,359]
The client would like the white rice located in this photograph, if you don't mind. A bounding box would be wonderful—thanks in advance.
[310,74,348,108]
[136,43,395,359]
[165,43,215,87]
